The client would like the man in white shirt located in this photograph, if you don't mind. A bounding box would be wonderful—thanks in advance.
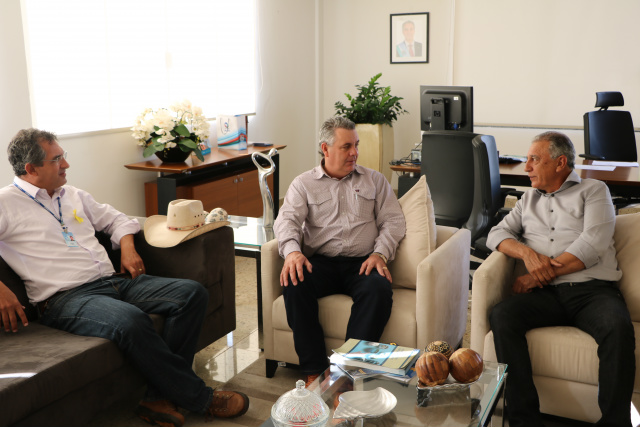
[0,128,248,427]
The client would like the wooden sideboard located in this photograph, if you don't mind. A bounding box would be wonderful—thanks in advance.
[125,145,285,216]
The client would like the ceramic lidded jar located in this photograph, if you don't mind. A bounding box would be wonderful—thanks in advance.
[271,380,330,427]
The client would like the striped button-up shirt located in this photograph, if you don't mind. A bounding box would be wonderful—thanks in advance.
[274,163,406,261]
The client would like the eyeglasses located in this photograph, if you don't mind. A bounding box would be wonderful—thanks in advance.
[42,151,68,164]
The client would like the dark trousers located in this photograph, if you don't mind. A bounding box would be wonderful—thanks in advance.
[282,255,393,375]
[490,280,635,427]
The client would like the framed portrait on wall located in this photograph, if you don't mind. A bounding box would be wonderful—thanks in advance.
[390,12,429,64]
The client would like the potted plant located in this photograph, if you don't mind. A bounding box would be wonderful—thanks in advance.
[334,73,407,181]
[131,100,210,163]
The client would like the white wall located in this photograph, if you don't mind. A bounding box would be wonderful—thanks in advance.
[2,0,638,218]
[0,0,32,182]
[453,0,640,157]
[249,0,318,193]
[320,0,454,189]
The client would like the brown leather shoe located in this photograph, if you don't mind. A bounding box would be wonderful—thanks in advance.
[136,399,184,427]
[206,390,249,419]
[305,373,320,388]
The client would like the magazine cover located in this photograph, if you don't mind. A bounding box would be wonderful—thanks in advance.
[332,339,420,375]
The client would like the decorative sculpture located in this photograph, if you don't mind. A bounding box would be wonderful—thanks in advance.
[251,148,278,229]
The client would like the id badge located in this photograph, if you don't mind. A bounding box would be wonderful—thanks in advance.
[62,231,79,247]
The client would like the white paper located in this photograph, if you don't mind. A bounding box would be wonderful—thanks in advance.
[575,165,616,171]
[592,161,639,167]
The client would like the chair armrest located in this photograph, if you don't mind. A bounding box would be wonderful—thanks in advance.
[415,227,471,350]
[261,238,283,358]
[134,227,236,350]
[470,251,515,356]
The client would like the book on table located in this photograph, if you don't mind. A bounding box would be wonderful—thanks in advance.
[329,353,418,384]
[331,339,420,376]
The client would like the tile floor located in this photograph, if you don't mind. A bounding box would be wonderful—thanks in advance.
[88,255,598,427]
[193,256,262,385]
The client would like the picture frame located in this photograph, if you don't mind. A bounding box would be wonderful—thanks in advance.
[390,12,429,64]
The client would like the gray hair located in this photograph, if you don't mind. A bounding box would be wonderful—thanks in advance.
[8,128,58,176]
[533,131,576,169]
[318,116,355,157]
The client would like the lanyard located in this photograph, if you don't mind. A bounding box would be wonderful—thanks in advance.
[14,183,67,231]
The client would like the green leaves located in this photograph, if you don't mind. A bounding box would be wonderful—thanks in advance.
[334,73,407,126]
[142,134,204,161]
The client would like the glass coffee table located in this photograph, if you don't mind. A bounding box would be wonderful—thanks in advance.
[261,361,507,427]
[228,215,274,349]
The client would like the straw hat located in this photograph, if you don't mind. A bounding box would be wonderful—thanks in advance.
[144,199,230,248]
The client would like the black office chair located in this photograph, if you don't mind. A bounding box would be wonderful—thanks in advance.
[421,131,502,259]
[581,91,637,162]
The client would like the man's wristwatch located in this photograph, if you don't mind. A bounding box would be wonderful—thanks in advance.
[373,252,388,264]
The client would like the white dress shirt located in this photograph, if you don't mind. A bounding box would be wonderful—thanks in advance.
[0,177,140,303]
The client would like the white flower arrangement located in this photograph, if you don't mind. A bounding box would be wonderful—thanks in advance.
[131,100,210,161]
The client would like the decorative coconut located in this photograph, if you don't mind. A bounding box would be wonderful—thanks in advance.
[416,351,450,387]
[449,348,484,383]
[425,340,453,359]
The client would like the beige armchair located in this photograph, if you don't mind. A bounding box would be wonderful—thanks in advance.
[471,212,640,423]
[261,225,471,377]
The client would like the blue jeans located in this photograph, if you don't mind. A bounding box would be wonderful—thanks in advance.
[490,279,635,427]
[40,274,213,413]
[282,255,393,375]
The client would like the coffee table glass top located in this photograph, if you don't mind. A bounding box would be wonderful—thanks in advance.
[228,215,274,248]
[262,361,506,427]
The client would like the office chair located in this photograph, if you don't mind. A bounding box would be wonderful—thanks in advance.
[420,131,502,258]
[464,134,502,255]
[581,91,637,162]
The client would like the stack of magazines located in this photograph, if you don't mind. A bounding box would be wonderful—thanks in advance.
[330,339,421,384]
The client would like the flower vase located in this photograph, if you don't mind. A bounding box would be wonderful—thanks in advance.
[154,146,191,163]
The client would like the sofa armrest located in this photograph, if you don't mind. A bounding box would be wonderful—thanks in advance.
[415,227,471,350]
[134,226,236,350]
[261,239,283,359]
[470,251,515,356]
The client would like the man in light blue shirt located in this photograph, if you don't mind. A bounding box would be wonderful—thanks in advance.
[487,131,635,427]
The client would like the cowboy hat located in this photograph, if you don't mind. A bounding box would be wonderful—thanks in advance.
[144,199,230,248]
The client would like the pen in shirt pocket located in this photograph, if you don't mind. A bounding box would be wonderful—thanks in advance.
[354,189,360,200]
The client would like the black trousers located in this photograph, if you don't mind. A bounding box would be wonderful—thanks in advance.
[490,280,635,427]
[282,254,393,375]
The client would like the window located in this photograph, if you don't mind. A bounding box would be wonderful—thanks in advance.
[21,0,256,134]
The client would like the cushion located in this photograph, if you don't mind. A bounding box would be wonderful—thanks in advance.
[388,175,437,288]
[0,323,127,427]
[614,212,640,322]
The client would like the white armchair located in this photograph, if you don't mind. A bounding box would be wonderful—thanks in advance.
[261,225,471,377]
[471,212,640,422]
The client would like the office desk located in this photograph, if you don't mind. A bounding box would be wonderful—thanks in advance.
[499,160,640,196]
[391,161,640,197]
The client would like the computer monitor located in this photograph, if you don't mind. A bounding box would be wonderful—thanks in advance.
[420,86,473,132]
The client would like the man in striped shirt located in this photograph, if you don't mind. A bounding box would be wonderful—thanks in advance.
[274,116,406,384]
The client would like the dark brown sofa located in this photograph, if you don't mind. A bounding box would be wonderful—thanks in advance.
[0,226,236,427]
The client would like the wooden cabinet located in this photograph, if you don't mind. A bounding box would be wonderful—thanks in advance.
[126,145,284,217]
[144,169,274,217]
